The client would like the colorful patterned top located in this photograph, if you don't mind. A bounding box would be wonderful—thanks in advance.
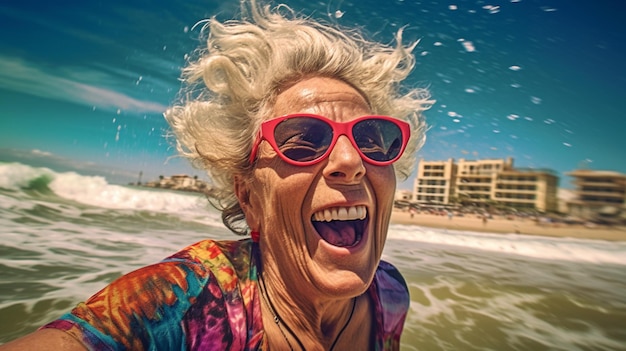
[43,239,409,350]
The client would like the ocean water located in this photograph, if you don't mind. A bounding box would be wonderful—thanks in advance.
[1,161,625,350]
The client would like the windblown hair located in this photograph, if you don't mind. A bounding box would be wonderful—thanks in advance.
[164,0,432,235]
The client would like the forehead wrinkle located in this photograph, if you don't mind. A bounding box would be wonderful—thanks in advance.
[295,88,368,109]
[271,77,372,118]
[279,92,371,120]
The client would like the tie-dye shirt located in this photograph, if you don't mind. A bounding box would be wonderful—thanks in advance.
[43,239,409,350]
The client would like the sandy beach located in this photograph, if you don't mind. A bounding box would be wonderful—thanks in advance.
[390,210,626,242]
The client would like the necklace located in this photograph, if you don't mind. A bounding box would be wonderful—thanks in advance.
[258,272,356,351]
[328,296,357,350]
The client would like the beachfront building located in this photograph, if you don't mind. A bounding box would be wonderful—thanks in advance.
[414,158,456,205]
[395,189,414,202]
[394,189,414,210]
[143,174,209,193]
[456,158,514,204]
[566,169,626,221]
[413,157,559,212]
[493,168,559,212]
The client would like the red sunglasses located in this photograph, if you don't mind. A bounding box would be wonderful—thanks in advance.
[249,114,410,166]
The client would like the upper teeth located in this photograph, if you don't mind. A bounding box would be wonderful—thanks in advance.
[312,205,367,222]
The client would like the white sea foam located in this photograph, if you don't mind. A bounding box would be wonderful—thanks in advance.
[388,224,626,266]
[0,161,210,214]
[0,161,224,229]
[48,172,205,213]
[0,162,54,190]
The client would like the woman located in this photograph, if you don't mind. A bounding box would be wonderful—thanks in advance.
[0,1,430,350]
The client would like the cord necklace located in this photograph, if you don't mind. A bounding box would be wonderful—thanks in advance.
[258,272,356,351]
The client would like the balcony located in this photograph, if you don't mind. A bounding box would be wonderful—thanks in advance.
[496,178,538,185]
[573,179,625,188]
[577,190,625,199]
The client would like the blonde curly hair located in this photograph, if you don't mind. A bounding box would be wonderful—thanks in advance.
[164,0,432,235]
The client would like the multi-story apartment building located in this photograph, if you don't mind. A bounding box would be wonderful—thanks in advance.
[413,157,559,212]
[566,169,626,219]
[456,158,514,203]
[493,168,559,212]
[414,158,455,205]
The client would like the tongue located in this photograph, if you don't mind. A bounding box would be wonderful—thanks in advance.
[313,220,357,247]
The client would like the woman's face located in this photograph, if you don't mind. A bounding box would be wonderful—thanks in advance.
[240,76,397,298]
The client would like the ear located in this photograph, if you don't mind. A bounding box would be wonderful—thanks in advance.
[234,174,261,231]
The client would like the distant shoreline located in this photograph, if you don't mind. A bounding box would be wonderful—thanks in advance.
[390,210,626,242]
[129,182,626,241]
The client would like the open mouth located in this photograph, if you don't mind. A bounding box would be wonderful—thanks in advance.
[311,205,367,247]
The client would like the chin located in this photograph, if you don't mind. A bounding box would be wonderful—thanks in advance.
[307,234,381,296]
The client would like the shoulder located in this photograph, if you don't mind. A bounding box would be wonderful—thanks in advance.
[167,238,255,288]
[167,238,254,267]
[372,260,410,338]
[376,261,407,285]
[375,260,409,299]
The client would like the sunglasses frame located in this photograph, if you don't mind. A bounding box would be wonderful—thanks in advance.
[249,113,410,166]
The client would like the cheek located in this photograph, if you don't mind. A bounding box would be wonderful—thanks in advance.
[250,163,317,221]
[370,166,396,204]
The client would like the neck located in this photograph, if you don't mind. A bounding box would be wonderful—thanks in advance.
[257,255,358,350]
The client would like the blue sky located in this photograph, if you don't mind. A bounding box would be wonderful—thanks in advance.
[1,0,624,189]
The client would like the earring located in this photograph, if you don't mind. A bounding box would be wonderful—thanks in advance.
[250,230,260,243]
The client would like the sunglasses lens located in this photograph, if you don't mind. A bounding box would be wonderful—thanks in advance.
[353,119,404,162]
[273,117,333,162]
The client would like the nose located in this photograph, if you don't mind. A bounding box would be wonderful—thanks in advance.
[323,135,366,183]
